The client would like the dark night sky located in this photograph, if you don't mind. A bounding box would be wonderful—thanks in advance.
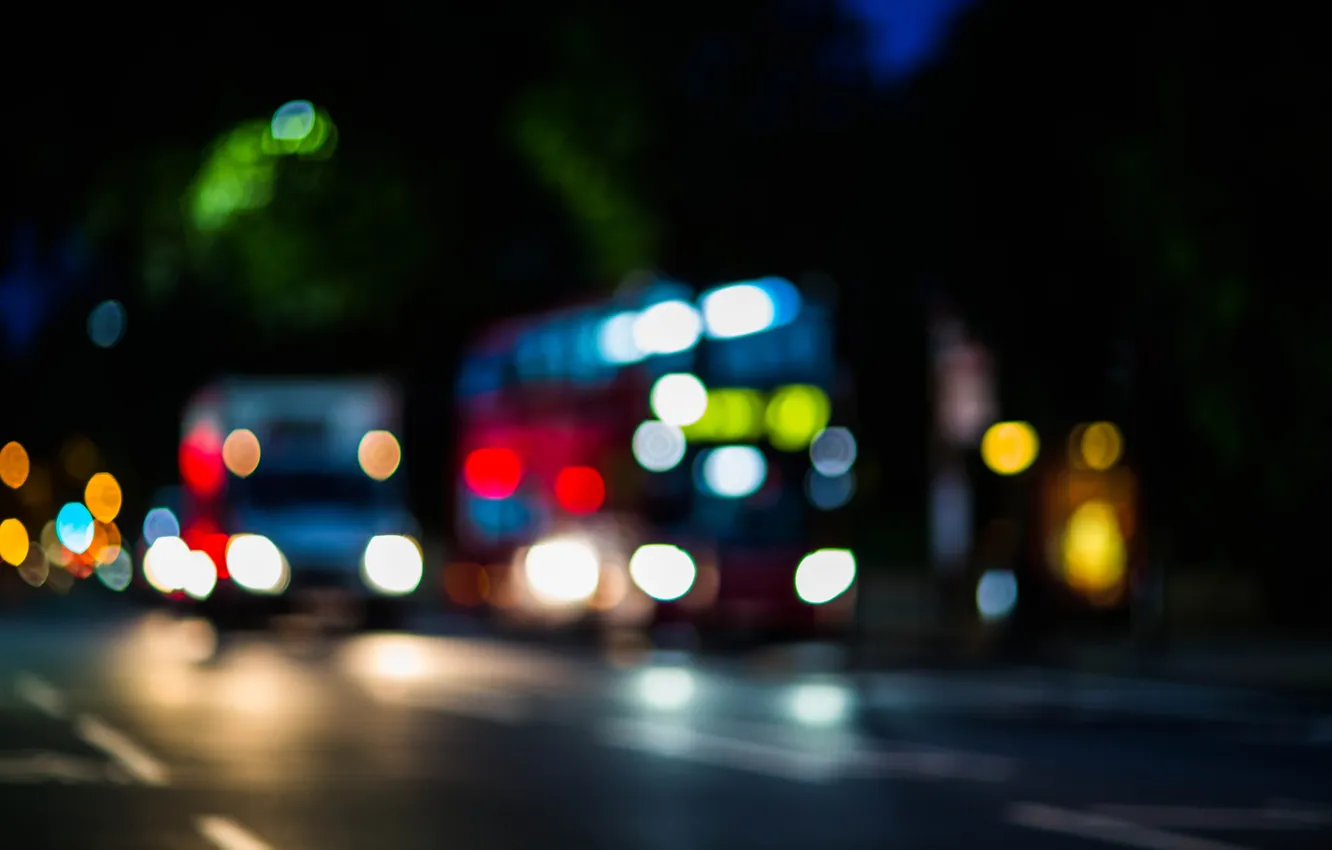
[842,0,974,79]
[4,5,1332,626]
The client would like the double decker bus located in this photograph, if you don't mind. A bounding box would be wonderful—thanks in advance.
[448,277,859,637]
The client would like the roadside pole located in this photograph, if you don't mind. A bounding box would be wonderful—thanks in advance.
[927,307,996,656]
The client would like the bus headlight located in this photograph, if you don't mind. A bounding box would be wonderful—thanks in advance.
[524,538,600,606]
[794,548,856,605]
[362,535,424,596]
[628,544,696,601]
[226,534,290,595]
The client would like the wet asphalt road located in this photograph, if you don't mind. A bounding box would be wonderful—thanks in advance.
[1,604,1330,850]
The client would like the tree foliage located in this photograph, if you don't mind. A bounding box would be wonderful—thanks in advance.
[903,0,1332,584]
[85,110,437,337]
[510,22,660,284]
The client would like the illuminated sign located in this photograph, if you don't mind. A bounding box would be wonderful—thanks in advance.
[1041,467,1138,606]
[698,277,801,340]
[682,389,766,442]
[457,279,832,396]
[676,385,831,451]
[705,303,833,387]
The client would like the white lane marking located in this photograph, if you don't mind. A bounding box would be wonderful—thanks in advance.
[74,715,169,786]
[858,746,1016,782]
[197,816,276,850]
[15,673,66,718]
[1008,803,1256,850]
[0,751,128,784]
[599,718,1015,784]
[601,718,841,782]
[1092,804,1330,830]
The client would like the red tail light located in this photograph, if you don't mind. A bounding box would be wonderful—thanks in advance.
[182,520,230,579]
[181,424,226,497]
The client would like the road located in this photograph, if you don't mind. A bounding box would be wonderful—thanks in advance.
[1,607,1329,849]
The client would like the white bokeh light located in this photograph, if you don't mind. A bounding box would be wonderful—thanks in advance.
[524,538,600,605]
[226,534,289,594]
[143,536,191,594]
[632,421,687,472]
[628,544,697,601]
[597,311,645,364]
[632,300,703,355]
[794,549,856,604]
[649,373,709,426]
[810,427,858,477]
[700,284,777,339]
[183,551,218,600]
[701,446,767,498]
[362,535,424,595]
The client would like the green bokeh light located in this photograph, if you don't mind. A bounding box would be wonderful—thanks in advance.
[189,106,338,232]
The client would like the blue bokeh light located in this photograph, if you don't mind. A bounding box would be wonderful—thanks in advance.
[96,549,133,592]
[88,299,127,348]
[977,569,1019,621]
[755,277,802,327]
[464,493,535,542]
[142,507,180,546]
[56,502,96,554]
[271,100,316,141]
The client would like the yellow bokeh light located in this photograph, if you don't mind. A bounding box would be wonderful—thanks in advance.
[97,521,123,565]
[61,437,100,481]
[18,464,50,508]
[683,389,766,443]
[77,523,109,570]
[359,430,402,481]
[84,472,123,524]
[0,518,29,566]
[40,520,71,568]
[223,429,262,478]
[981,421,1040,475]
[0,441,29,489]
[16,546,48,588]
[1079,422,1123,471]
[765,385,831,452]
[1067,425,1087,467]
[1061,500,1127,597]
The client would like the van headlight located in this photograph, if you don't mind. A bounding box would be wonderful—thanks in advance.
[794,548,856,604]
[362,535,424,595]
[524,538,600,605]
[226,534,290,595]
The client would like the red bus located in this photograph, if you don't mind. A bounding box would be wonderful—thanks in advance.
[448,277,858,638]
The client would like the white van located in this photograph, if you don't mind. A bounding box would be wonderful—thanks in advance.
[164,377,421,628]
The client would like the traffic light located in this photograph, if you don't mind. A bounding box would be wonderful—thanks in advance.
[1039,422,1138,608]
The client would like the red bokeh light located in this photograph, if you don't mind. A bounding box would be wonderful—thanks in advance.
[464,448,523,499]
[554,466,605,515]
[182,519,229,579]
[180,425,226,497]
[65,559,95,579]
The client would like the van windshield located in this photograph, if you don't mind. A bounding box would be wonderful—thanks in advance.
[233,471,386,510]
